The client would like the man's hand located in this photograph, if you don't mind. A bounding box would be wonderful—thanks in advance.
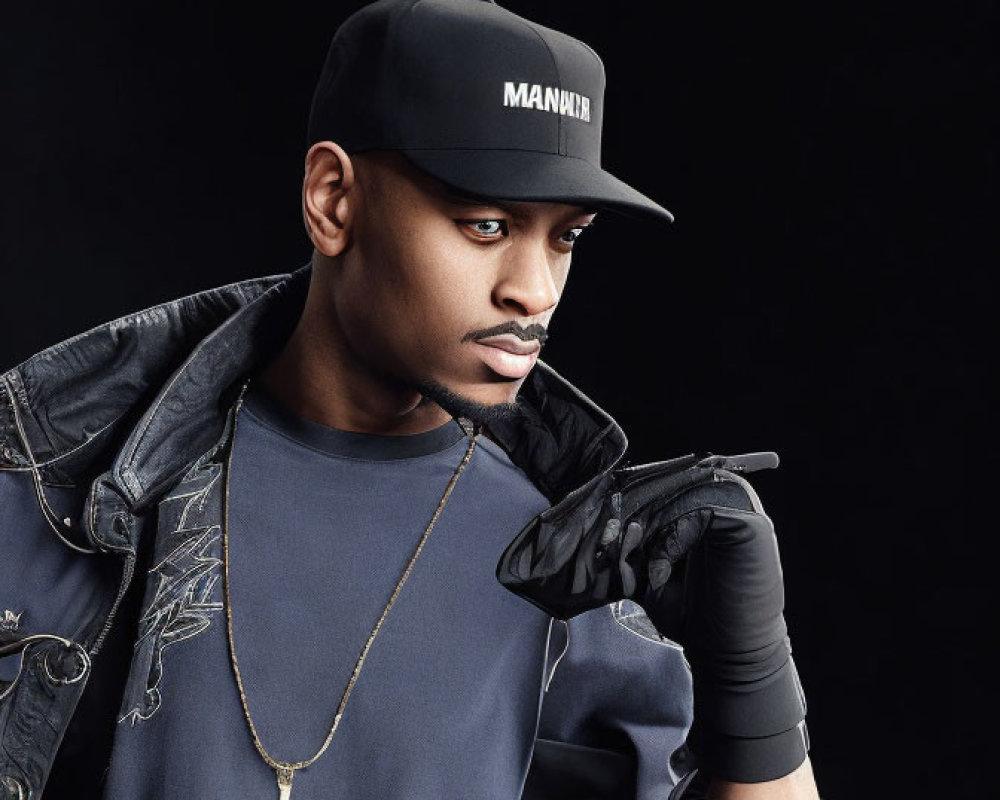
[497,452,812,787]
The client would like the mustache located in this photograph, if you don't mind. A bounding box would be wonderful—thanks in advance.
[462,321,549,345]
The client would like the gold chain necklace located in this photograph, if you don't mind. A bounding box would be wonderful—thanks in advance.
[222,378,480,799]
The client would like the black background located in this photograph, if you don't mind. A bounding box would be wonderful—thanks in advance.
[1,1,994,797]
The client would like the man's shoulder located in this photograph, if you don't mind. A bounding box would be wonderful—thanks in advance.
[0,273,283,482]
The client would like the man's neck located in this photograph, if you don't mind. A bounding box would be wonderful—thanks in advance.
[254,276,454,437]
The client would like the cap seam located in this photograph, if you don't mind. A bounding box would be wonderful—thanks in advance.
[513,18,565,156]
[391,0,424,149]
[575,38,607,76]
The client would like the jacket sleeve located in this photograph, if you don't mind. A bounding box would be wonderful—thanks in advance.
[522,600,695,800]
[0,469,109,660]
[0,469,114,796]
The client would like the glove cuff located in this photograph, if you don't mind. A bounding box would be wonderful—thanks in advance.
[694,719,810,784]
[692,651,807,739]
[688,653,809,782]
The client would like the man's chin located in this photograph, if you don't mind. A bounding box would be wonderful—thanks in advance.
[415,377,523,427]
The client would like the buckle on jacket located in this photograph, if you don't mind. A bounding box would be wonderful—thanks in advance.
[0,633,91,701]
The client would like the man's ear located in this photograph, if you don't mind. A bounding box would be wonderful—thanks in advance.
[302,140,355,257]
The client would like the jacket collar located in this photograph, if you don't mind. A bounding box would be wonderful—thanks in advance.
[1,263,628,540]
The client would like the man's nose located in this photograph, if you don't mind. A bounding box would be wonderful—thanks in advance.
[492,241,561,318]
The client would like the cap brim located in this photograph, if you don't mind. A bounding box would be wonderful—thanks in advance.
[399,148,674,224]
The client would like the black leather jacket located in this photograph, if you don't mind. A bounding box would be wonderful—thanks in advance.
[1,262,710,799]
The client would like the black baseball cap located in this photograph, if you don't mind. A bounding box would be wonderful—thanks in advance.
[306,0,674,224]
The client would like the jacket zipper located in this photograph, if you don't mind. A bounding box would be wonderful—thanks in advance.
[88,550,137,658]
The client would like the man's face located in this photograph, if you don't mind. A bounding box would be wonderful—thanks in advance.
[327,151,597,424]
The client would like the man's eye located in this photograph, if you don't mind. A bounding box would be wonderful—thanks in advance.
[560,223,593,245]
[459,219,507,238]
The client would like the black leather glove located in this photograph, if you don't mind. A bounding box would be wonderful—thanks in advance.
[496,452,809,784]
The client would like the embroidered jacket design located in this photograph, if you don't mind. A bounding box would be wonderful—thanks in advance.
[118,462,224,725]
[0,609,22,635]
[611,599,682,651]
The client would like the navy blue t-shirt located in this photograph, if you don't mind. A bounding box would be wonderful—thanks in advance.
[1,381,693,799]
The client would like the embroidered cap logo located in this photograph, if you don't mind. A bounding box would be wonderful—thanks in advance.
[502,81,592,122]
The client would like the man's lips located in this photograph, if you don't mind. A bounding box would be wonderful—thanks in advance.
[471,334,541,378]
[474,334,541,356]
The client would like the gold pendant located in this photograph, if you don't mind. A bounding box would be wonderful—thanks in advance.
[276,765,294,800]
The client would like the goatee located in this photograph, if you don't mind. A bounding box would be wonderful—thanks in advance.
[415,377,522,428]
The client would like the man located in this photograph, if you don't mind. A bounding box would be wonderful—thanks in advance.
[0,1,819,798]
